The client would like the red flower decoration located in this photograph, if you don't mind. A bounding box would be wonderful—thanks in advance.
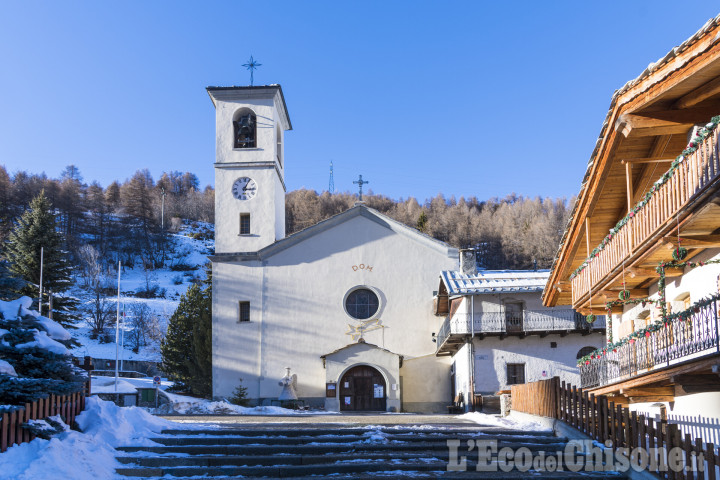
[585,361,590,365]
[645,331,650,337]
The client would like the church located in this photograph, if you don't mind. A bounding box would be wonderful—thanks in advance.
[208,85,459,412]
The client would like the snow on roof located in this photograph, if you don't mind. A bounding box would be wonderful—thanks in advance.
[441,269,550,296]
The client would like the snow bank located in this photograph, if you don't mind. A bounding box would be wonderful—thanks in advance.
[0,397,182,480]
[160,391,336,415]
[16,330,69,355]
[458,411,552,432]
[0,360,16,377]
[36,316,71,341]
[91,377,138,394]
[0,296,32,320]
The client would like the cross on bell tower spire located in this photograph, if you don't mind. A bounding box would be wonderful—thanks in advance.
[242,55,262,86]
[353,174,369,201]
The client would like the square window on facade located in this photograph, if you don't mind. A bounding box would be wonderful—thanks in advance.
[240,214,250,235]
[506,363,525,385]
[238,301,250,322]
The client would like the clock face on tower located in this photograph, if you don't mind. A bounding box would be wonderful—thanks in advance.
[232,177,258,200]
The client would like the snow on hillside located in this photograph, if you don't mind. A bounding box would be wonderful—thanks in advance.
[68,222,214,365]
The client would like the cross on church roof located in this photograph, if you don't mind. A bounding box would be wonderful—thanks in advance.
[242,55,262,86]
[353,175,369,201]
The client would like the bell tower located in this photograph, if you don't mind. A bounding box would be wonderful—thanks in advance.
[207,85,292,254]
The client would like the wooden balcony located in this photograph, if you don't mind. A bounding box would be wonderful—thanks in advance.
[436,309,605,356]
[571,124,720,309]
[580,298,719,390]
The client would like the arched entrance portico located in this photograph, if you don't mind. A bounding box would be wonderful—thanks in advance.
[339,365,386,411]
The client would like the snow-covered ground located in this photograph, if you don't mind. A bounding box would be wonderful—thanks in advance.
[0,397,197,480]
[69,222,213,364]
[153,389,338,415]
[459,411,553,431]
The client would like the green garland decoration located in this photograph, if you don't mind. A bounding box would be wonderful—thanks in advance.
[578,293,720,366]
[580,258,720,366]
[672,246,688,261]
[569,115,720,281]
[604,297,650,344]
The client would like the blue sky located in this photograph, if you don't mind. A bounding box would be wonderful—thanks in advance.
[1,2,719,203]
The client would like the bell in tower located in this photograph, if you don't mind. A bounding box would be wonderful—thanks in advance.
[207,85,292,254]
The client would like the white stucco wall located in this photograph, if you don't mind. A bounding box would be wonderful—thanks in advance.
[215,167,284,253]
[212,89,287,254]
[471,334,603,393]
[212,211,458,412]
[614,248,720,340]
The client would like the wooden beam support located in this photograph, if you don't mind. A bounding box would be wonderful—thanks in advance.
[603,287,650,299]
[679,384,720,394]
[621,157,675,165]
[605,395,629,405]
[585,217,591,259]
[625,162,633,213]
[628,267,683,278]
[635,103,720,124]
[602,288,650,298]
[663,235,720,248]
[616,113,692,138]
[674,78,720,109]
[629,395,676,403]
[620,386,674,396]
[554,281,570,292]
[671,373,720,386]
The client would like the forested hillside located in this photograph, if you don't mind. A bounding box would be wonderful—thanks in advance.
[0,165,573,273]
[287,190,574,270]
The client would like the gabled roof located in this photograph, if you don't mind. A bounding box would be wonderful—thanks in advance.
[211,204,459,262]
[441,269,550,296]
[544,14,720,305]
[320,340,401,360]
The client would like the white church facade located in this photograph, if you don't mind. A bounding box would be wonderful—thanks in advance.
[208,85,459,412]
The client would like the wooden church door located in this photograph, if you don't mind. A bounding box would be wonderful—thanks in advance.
[339,365,386,411]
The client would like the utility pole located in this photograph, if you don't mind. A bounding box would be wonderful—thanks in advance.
[161,187,166,230]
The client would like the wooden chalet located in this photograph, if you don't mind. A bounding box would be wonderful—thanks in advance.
[543,15,720,408]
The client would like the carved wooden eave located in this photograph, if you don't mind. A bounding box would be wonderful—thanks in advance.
[544,15,720,309]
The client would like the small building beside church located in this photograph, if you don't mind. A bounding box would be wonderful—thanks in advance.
[434,251,605,411]
[207,85,459,412]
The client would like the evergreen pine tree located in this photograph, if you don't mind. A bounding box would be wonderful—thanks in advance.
[0,297,84,405]
[161,266,212,397]
[3,191,79,327]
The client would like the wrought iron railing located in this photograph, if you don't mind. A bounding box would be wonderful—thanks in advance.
[437,309,604,350]
[580,299,719,388]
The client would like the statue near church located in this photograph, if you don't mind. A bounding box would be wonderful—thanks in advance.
[278,367,298,401]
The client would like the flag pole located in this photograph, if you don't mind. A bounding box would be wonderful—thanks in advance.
[39,247,44,316]
[115,260,121,400]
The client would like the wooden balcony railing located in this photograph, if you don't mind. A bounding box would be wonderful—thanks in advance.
[572,123,720,305]
[436,309,605,350]
[580,299,719,389]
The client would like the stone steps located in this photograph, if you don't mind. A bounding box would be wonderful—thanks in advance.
[116,423,628,478]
